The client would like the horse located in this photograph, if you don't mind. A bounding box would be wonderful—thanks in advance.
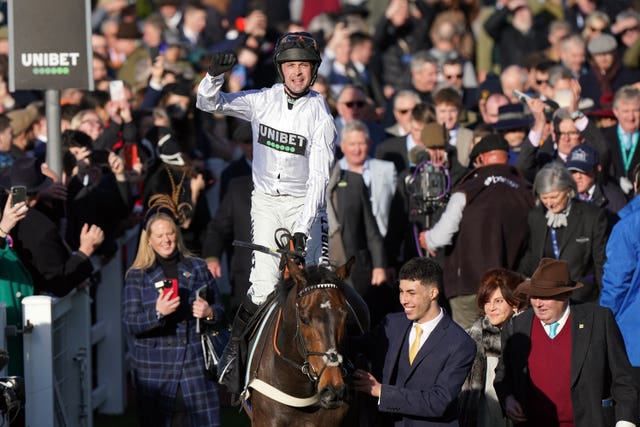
[242,257,359,427]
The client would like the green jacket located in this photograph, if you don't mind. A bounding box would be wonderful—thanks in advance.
[0,241,34,375]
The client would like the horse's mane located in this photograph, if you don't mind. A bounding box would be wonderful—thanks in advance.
[274,264,345,307]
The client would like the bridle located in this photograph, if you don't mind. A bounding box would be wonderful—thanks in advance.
[273,283,345,386]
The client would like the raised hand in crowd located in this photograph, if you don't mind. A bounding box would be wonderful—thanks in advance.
[0,193,28,236]
[108,151,126,182]
[78,223,105,258]
[385,0,411,27]
[243,8,268,40]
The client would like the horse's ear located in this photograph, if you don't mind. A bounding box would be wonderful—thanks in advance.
[286,257,307,287]
[335,257,355,281]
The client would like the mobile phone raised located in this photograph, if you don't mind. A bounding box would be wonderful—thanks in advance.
[162,278,179,300]
[10,185,27,207]
[109,80,125,101]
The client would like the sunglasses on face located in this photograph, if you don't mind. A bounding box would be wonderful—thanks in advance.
[536,79,549,85]
[343,100,366,109]
[445,74,463,80]
[622,26,640,35]
[395,108,413,114]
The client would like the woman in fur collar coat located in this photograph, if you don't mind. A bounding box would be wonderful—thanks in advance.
[459,269,526,427]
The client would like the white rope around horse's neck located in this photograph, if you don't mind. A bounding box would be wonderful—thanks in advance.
[244,379,320,407]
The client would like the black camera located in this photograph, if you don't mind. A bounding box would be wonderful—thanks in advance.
[0,376,24,417]
[405,158,450,223]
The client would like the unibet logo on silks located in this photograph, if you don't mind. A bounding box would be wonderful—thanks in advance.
[257,123,307,156]
[21,52,81,76]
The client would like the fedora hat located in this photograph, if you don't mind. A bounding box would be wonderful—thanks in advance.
[516,258,583,297]
[0,157,53,195]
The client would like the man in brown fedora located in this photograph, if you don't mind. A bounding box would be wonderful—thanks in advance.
[494,258,638,426]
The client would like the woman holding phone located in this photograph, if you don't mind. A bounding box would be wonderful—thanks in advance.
[123,195,224,426]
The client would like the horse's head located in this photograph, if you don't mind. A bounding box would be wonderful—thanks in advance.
[285,257,354,409]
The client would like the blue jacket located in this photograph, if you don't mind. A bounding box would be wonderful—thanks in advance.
[353,310,476,426]
[601,195,640,366]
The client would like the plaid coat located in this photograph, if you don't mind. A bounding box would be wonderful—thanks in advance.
[123,255,223,426]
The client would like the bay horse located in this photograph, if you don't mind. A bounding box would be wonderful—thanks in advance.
[242,257,357,427]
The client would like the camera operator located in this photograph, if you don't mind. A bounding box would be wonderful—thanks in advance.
[385,122,464,270]
[418,135,534,329]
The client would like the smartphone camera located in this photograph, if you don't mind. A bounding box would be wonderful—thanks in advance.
[10,186,27,207]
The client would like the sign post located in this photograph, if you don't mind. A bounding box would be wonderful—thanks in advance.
[8,0,93,177]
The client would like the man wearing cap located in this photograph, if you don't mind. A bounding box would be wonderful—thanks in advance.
[196,33,335,393]
[419,134,533,329]
[580,33,640,109]
[567,143,627,229]
[495,258,638,427]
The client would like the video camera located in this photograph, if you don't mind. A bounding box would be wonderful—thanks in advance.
[0,350,24,420]
[405,146,450,225]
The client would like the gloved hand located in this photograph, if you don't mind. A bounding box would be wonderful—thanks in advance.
[291,232,307,259]
[208,52,237,77]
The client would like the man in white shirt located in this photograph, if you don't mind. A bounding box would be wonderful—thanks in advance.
[196,32,335,394]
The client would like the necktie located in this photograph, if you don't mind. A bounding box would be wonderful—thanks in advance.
[623,133,632,152]
[408,324,423,364]
[548,321,559,339]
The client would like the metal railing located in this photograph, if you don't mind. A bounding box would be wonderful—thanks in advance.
[21,226,139,427]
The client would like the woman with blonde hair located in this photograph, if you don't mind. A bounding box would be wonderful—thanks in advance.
[123,196,224,426]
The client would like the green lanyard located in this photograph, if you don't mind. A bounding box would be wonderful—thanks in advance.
[617,127,639,174]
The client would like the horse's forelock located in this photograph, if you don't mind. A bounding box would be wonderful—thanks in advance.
[274,265,345,306]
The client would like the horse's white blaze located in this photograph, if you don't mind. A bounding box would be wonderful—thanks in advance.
[320,300,332,310]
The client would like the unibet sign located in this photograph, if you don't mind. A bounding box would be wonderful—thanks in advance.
[9,0,93,90]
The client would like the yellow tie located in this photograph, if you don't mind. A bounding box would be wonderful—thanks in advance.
[408,324,423,364]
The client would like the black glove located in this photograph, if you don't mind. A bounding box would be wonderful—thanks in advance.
[291,232,307,259]
[208,52,237,77]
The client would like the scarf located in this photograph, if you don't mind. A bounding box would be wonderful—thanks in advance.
[459,316,504,427]
[545,200,572,228]
[592,57,622,99]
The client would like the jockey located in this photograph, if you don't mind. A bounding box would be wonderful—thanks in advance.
[196,32,335,394]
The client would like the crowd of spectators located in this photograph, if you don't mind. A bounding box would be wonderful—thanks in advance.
[0,0,639,424]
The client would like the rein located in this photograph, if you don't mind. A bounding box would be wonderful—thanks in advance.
[273,283,345,385]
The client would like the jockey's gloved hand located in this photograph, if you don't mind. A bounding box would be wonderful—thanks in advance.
[291,232,307,261]
[208,52,237,77]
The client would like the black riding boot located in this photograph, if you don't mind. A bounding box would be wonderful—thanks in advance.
[218,296,259,395]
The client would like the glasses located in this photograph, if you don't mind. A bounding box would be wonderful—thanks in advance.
[589,26,605,32]
[395,108,413,115]
[536,79,549,85]
[80,119,102,127]
[343,100,366,109]
[444,73,463,80]
[558,130,580,138]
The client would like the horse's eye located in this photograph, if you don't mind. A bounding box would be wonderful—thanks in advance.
[299,314,311,326]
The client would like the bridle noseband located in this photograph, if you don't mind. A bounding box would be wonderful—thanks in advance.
[273,283,345,385]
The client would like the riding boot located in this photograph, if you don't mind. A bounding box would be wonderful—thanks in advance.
[218,295,259,395]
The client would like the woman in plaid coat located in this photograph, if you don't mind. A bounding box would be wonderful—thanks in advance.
[124,207,224,426]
